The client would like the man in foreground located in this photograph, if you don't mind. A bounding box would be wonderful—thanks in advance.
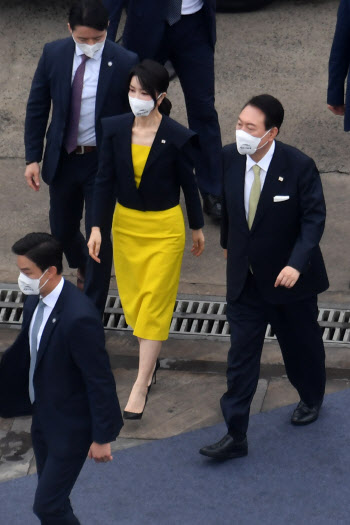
[200,94,329,460]
[0,233,123,524]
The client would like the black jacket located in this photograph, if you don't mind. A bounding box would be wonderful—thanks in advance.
[0,281,122,456]
[221,141,329,304]
[93,113,204,231]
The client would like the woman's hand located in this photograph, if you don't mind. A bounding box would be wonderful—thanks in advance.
[191,229,205,257]
[87,227,102,263]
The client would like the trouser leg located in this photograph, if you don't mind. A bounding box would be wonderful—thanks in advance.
[269,296,326,406]
[167,10,222,196]
[31,415,89,525]
[220,275,268,436]
[49,154,88,269]
[83,164,113,316]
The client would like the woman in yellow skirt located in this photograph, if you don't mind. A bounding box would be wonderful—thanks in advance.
[88,60,205,419]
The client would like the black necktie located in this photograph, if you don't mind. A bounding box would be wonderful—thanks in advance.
[167,0,182,26]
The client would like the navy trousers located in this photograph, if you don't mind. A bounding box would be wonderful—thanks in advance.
[124,8,222,197]
[31,414,90,525]
[221,273,326,436]
[49,150,112,316]
[102,0,127,41]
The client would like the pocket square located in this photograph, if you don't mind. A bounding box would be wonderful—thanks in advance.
[273,195,290,202]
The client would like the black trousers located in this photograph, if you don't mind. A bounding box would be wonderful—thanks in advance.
[159,10,222,197]
[221,273,326,436]
[49,150,112,315]
[31,414,90,525]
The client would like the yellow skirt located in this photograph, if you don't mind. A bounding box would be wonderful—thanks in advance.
[112,203,185,340]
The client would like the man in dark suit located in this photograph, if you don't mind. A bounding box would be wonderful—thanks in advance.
[24,0,138,315]
[327,0,350,129]
[200,94,329,460]
[111,0,222,220]
[0,232,123,524]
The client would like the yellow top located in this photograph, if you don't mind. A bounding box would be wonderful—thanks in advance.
[132,144,151,188]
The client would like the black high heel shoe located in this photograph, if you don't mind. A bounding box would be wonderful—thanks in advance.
[123,394,148,420]
[147,359,160,394]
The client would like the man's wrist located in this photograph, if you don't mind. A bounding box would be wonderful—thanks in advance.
[25,160,38,166]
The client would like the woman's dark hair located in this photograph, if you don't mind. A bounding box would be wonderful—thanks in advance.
[243,94,284,132]
[128,59,172,116]
[12,233,63,274]
[69,0,109,31]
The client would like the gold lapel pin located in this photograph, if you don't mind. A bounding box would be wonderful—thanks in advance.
[278,177,284,182]
[108,61,112,67]
[161,139,166,143]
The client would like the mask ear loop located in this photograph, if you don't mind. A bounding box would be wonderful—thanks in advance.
[38,268,50,291]
[256,129,272,151]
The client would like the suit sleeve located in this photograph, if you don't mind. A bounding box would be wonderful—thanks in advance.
[327,0,350,106]
[177,139,204,230]
[220,149,229,249]
[24,45,52,162]
[287,159,326,273]
[92,125,118,231]
[68,315,123,444]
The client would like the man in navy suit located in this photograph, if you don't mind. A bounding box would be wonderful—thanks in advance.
[112,0,222,220]
[0,232,123,524]
[327,0,350,130]
[24,0,138,315]
[200,95,329,460]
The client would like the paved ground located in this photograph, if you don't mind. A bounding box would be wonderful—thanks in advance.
[1,0,350,510]
[1,327,350,483]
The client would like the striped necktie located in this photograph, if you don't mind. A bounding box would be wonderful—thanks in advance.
[65,54,90,154]
[248,164,261,229]
[167,0,182,26]
[29,299,45,403]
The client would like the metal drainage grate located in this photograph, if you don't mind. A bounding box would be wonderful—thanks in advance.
[1,286,350,344]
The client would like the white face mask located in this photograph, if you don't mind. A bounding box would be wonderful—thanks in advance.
[235,129,271,156]
[18,269,49,296]
[72,36,105,58]
[128,93,163,117]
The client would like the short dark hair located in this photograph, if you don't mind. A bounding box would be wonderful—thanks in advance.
[69,0,109,31]
[243,94,284,132]
[128,59,172,116]
[12,233,63,274]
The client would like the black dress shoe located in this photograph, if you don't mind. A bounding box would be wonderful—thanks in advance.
[202,194,222,221]
[199,433,248,460]
[291,400,321,426]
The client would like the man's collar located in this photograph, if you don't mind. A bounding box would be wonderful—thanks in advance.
[246,140,275,172]
[41,277,64,308]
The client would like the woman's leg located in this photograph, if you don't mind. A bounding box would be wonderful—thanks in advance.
[124,338,162,414]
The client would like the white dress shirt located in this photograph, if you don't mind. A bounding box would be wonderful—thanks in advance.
[29,277,64,354]
[182,0,204,15]
[244,141,275,219]
[72,43,105,146]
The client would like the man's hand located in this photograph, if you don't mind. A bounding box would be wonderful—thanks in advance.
[223,249,227,259]
[191,229,205,257]
[24,162,41,191]
[87,227,102,263]
[327,104,346,116]
[274,266,300,288]
[88,442,113,463]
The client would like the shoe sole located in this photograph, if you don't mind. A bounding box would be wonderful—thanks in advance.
[291,415,318,426]
[199,449,248,460]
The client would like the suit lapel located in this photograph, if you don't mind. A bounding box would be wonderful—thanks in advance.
[118,114,136,188]
[251,142,287,231]
[59,39,75,118]
[95,41,117,122]
[228,152,249,232]
[35,284,65,370]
